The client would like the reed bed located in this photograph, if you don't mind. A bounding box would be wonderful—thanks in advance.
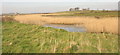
[15,14,118,34]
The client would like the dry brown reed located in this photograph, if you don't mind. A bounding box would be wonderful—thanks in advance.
[2,15,16,22]
[14,14,118,34]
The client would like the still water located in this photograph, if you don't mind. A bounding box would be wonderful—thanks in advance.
[43,24,86,32]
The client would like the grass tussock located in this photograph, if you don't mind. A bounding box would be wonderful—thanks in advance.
[3,22,118,53]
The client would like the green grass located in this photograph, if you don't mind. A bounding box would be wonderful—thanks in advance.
[43,10,118,17]
[3,22,118,53]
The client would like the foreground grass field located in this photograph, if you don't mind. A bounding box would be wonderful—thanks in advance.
[3,22,118,53]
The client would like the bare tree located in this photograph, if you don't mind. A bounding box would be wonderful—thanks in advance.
[75,7,79,11]
[103,9,105,12]
[87,8,90,10]
[69,8,74,11]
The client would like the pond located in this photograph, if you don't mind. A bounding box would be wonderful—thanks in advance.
[43,24,86,32]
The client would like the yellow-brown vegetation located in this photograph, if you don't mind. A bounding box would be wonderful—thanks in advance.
[14,14,118,34]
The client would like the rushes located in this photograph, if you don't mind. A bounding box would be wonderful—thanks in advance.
[53,39,58,53]
[97,36,102,53]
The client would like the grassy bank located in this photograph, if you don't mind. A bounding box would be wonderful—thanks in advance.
[3,22,118,53]
[43,10,118,17]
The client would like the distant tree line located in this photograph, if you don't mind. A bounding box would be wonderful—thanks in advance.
[69,7,90,11]
[69,7,112,12]
[69,7,79,11]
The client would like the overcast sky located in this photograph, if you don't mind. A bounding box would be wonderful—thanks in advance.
[2,0,120,2]
[1,0,119,14]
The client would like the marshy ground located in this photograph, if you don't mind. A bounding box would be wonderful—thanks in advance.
[2,10,119,53]
[15,10,118,34]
